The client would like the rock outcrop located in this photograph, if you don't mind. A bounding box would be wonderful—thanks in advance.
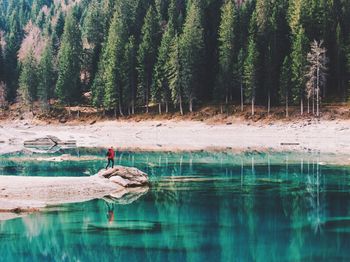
[0,165,149,220]
[96,166,149,187]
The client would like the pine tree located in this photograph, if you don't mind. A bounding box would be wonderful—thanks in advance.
[216,0,237,105]
[244,37,259,116]
[167,34,184,115]
[82,0,105,89]
[56,9,82,105]
[179,2,204,112]
[19,48,38,110]
[152,21,175,114]
[137,6,160,113]
[290,26,308,115]
[279,55,292,117]
[234,48,245,112]
[38,40,55,111]
[101,7,127,115]
[123,36,137,115]
[5,10,22,102]
[243,12,259,116]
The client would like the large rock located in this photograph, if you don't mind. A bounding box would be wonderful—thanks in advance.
[96,166,149,187]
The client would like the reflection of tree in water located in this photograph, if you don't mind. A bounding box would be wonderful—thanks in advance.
[305,158,325,234]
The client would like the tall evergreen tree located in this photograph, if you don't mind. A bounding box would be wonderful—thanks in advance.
[167,34,184,115]
[179,1,204,112]
[244,37,259,116]
[56,9,82,105]
[279,55,292,117]
[100,7,127,115]
[290,26,308,115]
[19,48,38,110]
[216,0,237,105]
[137,6,160,113]
[123,36,137,115]
[152,21,175,114]
[243,12,259,116]
[38,40,55,111]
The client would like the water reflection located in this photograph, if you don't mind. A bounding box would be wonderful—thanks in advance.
[1,151,350,261]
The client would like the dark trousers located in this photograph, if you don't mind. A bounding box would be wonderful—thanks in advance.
[106,158,114,169]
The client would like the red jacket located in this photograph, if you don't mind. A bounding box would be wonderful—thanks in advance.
[107,148,115,159]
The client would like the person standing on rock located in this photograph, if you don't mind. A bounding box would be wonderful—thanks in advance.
[106,146,115,169]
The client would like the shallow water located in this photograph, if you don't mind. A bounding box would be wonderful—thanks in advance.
[1,150,350,261]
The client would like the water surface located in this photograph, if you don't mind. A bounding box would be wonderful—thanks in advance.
[1,150,350,261]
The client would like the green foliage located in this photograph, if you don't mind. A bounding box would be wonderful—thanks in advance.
[1,0,350,115]
[279,55,292,104]
[152,21,174,106]
[137,6,160,110]
[56,9,82,104]
[38,41,55,110]
[290,27,308,104]
[216,0,237,103]
[179,1,204,111]
[19,49,38,107]
[101,7,127,110]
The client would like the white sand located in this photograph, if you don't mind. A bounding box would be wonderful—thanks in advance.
[0,119,350,154]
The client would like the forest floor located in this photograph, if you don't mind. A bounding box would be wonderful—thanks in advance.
[0,102,350,155]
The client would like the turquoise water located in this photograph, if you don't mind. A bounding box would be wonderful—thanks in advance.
[1,150,350,261]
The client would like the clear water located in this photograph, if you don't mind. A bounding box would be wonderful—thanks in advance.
[1,150,350,261]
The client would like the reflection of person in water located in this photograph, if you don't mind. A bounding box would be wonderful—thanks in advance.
[106,202,115,223]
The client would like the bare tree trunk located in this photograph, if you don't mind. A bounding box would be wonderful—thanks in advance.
[316,65,320,117]
[189,99,193,113]
[240,82,244,112]
[307,97,310,114]
[158,103,162,115]
[131,100,135,115]
[119,97,124,116]
[286,94,289,118]
[267,90,271,116]
[312,88,315,116]
[220,105,223,114]
[179,96,183,115]
[300,97,303,116]
[316,88,320,117]
[251,97,255,116]
[165,101,169,113]
[114,107,117,118]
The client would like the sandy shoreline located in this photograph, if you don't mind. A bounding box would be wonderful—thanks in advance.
[0,119,350,154]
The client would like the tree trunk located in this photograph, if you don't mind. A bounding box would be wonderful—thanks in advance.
[165,101,169,114]
[240,82,244,112]
[119,104,123,116]
[300,97,303,116]
[316,88,320,117]
[267,90,271,116]
[316,64,320,117]
[189,99,193,113]
[251,97,255,116]
[307,97,310,114]
[179,96,183,115]
[286,94,289,118]
[114,107,117,118]
[158,103,162,115]
[131,100,135,115]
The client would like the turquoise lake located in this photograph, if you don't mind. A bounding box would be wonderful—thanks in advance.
[1,149,350,261]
